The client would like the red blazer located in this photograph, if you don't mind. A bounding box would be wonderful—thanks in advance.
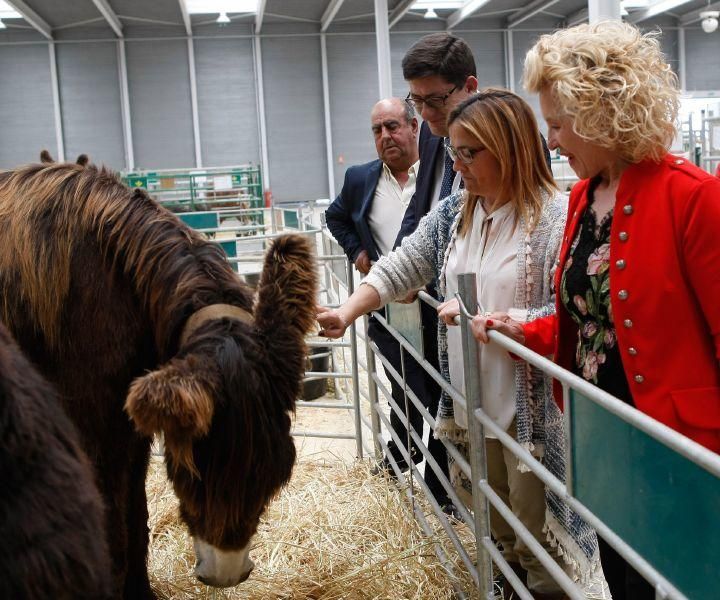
[524,155,720,452]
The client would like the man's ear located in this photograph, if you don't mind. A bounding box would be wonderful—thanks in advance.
[125,357,216,476]
[465,75,479,93]
[411,117,419,134]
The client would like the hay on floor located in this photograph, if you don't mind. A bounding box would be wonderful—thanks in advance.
[147,457,476,599]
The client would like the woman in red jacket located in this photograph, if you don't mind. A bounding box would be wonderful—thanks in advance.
[470,20,720,600]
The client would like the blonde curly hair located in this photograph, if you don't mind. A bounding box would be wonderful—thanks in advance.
[523,21,679,163]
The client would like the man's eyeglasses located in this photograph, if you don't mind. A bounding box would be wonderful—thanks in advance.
[445,140,484,165]
[405,85,458,110]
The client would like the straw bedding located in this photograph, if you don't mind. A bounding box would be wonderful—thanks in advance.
[146,456,476,599]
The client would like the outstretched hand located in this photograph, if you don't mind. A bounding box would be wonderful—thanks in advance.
[317,306,349,339]
[437,298,461,326]
[471,312,525,345]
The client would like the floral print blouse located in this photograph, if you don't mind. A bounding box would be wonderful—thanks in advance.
[560,199,633,405]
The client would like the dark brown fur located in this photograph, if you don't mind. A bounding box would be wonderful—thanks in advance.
[0,322,112,599]
[0,162,317,598]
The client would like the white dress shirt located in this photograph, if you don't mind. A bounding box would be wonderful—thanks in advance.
[368,160,419,257]
[445,199,524,435]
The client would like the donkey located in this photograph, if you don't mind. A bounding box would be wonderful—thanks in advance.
[0,322,112,599]
[0,159,317,598]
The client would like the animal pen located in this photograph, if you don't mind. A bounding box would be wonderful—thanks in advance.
[135,168,720,600]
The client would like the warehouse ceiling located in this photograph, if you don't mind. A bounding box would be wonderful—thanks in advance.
[0,0,715,39]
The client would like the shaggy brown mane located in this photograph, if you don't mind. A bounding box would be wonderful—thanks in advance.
[0,163,251,357]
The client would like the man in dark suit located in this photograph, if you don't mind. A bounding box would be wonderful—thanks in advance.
[399,32,552,241]
[325,98,451,506]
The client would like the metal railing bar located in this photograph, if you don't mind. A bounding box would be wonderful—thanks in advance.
[370,375,471,525]
[303,372,352,379]
[372,432,478,591]
[295,401,354,409]
[369,312,468,413]
[291,431,356,440]
[480,537,534,600]
[486,329,720,479]
[307,340,350,348]
[478,480,584,600]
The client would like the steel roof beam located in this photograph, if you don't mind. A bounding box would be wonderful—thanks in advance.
[389,0,414,27]
[91,0,123,37]
[507,0,560,27]
[255,0,267,32]
[177,0,192,35]
[564,7,588,26]
[447,0,492,29]
[627,0,694,24]
[321,0,346,32]
[4,0,52,39]
[680,0,720,25]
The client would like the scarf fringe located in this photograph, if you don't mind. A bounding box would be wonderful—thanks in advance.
[544,512,601,587]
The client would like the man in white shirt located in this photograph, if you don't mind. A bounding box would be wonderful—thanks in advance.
[325,99,451,505]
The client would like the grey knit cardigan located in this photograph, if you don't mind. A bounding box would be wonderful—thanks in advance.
[364,190,600,577]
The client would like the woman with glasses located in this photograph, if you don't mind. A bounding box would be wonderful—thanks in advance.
[318,88,597,599]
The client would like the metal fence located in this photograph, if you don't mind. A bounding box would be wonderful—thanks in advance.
[182,205,719,600]
[313,212,720,599]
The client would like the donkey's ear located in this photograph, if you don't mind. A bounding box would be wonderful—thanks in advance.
[125,358,216,475]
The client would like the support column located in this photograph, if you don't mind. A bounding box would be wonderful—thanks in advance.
[187,37,202,168]
[48,42,65,162]
[374,0,392,98]
[678,27,687,93]
[253,30,271,192]
[504,30,515,92]
[117,39,135,171]
[320,33,336,199]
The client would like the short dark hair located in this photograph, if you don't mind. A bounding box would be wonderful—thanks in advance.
[403,99,416,122]
[402,33,476,87]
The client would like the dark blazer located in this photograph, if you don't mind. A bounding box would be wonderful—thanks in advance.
[325,159,384,263]
[394,122,442,246]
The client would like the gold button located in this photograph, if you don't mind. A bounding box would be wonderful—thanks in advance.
[634,374,645,383]
[618,290,629,300]
[619,231,629,242]
[624,319,633,328]
[623,205,633,215]
[616,259,626,269]
[628,347,638,355]
[674,159,684,165]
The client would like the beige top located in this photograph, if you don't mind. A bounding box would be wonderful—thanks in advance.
[368,160,419,257]
[445,200,527,434]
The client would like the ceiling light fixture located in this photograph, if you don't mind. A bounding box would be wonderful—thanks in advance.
[700,9,719,32]
[216,11,231,24]
[424,7,438,18]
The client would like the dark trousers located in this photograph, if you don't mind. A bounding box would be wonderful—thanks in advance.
[367,307,450,502]
[598,537,655,600]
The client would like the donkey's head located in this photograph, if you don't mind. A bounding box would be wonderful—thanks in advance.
[125,234,317,587]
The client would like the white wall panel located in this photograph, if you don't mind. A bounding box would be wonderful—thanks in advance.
[262,35,327,203]
[327,34,379,196]
[194,38,260,167]
[125,40,195,169]
[56,42,125,170]
[684,28,720,91]
[0,44,56,168]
